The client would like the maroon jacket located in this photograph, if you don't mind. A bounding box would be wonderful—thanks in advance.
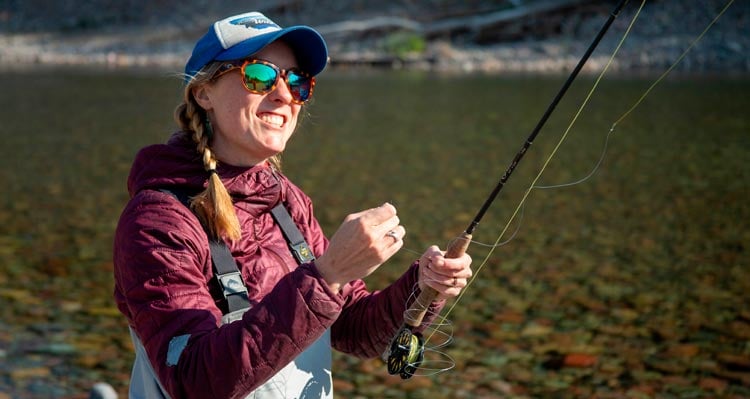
[113,132,442,398]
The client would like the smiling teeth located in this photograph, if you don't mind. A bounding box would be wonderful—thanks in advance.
[260,113,284,127]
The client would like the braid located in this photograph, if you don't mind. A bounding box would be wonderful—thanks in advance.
[174,68,241,242]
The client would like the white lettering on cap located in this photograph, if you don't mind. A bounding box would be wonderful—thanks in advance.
[213,12,281,50]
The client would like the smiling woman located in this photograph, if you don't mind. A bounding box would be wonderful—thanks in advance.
[111,10,472,399]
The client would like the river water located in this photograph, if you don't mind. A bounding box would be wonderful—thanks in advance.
[0,68,748,397]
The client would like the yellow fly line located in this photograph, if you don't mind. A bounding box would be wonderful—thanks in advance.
[425,0,736,348]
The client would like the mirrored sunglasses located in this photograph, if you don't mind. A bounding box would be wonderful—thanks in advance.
[214,59,315,104]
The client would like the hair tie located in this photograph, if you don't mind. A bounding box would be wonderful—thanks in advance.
[207,169,217,175]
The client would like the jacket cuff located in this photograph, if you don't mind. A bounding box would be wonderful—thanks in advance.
[301,260,346,309]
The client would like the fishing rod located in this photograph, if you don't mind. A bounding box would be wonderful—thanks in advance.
[386,0,632,379]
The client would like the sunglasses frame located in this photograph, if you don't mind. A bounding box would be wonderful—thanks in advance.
[213,59,315,105]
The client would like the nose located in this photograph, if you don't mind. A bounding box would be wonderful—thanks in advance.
[268,75,295,105]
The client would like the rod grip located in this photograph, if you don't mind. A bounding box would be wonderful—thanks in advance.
[404,231,472,328]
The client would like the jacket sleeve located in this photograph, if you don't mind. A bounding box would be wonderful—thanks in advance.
[331,263,446,358]
[113,191,344,399]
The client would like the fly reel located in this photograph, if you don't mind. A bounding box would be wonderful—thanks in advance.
[386,232,472,379]
[386,326,424,379]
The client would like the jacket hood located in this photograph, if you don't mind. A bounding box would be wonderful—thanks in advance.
[127,132,286,215]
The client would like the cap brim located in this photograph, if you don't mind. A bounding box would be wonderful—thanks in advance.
[215,26,328,76]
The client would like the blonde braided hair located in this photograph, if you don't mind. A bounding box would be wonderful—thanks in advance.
[174,63,242,241]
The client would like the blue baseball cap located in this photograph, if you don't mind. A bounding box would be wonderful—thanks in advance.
[184,12,328,80]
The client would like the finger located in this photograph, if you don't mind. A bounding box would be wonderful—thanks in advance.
[384,225,406,245]
[422,257,472,285]
[385,235,404,253]
[360,202,397,226]
[342,202,395,225]
[423,264,466,287]
[420,245,443,263]
[423,275,465,298]
[373,215,401,238]
[429,254,473,275]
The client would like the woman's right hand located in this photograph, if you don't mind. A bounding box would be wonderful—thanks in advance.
[315,203,405,293]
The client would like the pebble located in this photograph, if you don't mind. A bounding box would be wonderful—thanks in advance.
[563,353,598,368]
[10,367,51,380]
[89,382,118,399]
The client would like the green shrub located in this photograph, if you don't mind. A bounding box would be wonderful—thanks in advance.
[381,31,426,57]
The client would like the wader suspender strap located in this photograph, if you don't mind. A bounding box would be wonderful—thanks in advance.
[158,188,250,313]
[271,204,316,264]
[208,240,250,313]
[158,188,314,314]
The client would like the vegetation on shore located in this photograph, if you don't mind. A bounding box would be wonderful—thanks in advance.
[1,0,747,74]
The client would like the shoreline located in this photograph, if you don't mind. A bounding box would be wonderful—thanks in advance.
[1,1,747,77]
[1,33,747,77]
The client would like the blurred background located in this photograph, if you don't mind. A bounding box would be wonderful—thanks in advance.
[2,0,748,73]
[1,1,748,398]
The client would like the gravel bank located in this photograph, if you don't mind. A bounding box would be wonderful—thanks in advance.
[0,1,747,75]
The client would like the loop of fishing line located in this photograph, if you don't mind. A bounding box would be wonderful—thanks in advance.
[387,284,457,377]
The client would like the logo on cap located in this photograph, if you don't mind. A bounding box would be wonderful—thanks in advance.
[230,16,279,30]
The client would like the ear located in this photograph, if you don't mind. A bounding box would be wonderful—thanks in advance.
[192,84,213,111]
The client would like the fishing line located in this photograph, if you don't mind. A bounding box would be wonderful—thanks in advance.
[401,202,526,255]
[469,202,526,248]
[535,0,736,191]
[385,0,644,376]
[421,0,736,356]
[532,127,614,190]
[609,0,736,130]
[398,285,457,376]
[421,0,648,350]
[401,0,735,257]
[387,0,735,378]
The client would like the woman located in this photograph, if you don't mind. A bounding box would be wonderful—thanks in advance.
[113,11,472,399]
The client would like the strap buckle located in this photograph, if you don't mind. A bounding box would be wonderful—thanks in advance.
[217,271,248,299]
[291,242,315,264]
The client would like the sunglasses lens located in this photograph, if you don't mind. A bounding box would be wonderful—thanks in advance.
[243,63,278,93]
[287,72,312,102]
[241,62,313,103]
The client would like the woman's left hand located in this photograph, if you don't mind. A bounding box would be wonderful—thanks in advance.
[417,245,473,302]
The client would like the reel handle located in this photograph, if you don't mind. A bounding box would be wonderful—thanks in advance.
[404,231,472,328]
